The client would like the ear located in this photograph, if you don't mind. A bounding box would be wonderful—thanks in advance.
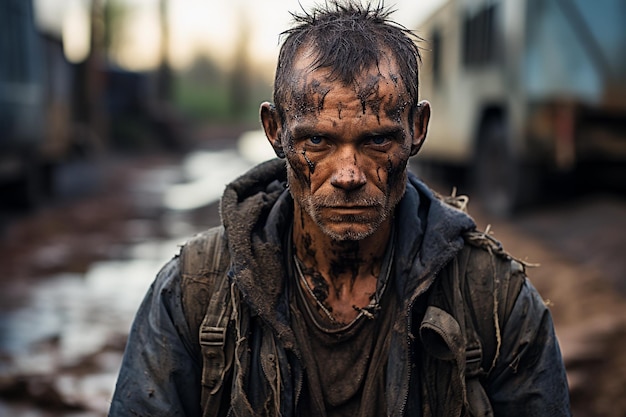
[410,100,431,156]
[260,102,285,158]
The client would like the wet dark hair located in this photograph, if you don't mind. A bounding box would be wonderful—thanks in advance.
[273,0,422,120]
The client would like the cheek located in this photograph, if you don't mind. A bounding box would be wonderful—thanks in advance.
[286,153,311,191]
[287,145,332,194]
[387,153,409,180]
[373,148,410,191]
[386,152,410,201]
[283,134,311,188]
[285,150,329,199]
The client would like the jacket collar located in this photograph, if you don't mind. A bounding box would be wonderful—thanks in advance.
[393,174,475,307]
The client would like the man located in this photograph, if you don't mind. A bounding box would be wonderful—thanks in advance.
[109,2,571,416]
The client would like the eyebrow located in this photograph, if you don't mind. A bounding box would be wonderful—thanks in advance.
[361,127,405,139]
[290,125,320,140]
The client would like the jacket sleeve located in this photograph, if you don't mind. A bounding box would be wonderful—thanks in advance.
[108,257,202,417]
[486,278,571,416]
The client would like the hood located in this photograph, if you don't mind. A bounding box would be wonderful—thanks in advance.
[220,158,475,347]
[221,158,296,347]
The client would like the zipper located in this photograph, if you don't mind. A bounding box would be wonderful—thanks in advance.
[293,353,303,413]
[396,304,414,417]
[396,262,448,417]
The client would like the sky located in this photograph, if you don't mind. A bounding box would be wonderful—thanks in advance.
[33,0,445,73]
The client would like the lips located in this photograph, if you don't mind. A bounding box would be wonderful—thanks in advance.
[325,205,377,211]
[321,205,380,222]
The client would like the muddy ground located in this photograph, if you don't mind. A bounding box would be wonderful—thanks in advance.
[0,130,624,416]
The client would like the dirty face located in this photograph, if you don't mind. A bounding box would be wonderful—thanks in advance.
[262,49,430,241]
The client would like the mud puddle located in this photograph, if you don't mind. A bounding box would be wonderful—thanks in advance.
[0,147,257,415]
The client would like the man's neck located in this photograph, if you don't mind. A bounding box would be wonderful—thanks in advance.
[293,222,391,276]
[292,207,393,323]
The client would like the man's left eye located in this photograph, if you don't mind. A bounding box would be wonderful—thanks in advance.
[371,136,388,145]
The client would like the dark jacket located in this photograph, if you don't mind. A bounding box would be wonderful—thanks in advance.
[109,159,571,417]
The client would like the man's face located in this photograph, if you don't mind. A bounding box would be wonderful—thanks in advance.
[263,50,428,241]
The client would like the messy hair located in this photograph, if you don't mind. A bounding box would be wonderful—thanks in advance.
[273,0,422,120]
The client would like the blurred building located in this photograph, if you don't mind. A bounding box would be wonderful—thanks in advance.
[0,0,189,210]
[0,0,102,208]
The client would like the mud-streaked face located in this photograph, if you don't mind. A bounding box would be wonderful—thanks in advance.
[262,49,430,241]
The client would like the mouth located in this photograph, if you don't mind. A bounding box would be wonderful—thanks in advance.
[326,205,376,211]
[321,205,380,219]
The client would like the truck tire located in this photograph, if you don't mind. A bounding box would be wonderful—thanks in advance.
[5,153,46,210]
[472,118,530,217]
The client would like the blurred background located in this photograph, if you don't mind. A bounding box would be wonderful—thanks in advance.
[0,0,624,416]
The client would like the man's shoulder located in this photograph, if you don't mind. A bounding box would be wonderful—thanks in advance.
[455,229,529,334]
[179,226,229,278]
[460,229,528,282]
[432,186,528,286]
[178,226,231,339]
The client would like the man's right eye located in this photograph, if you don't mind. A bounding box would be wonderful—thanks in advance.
[309,136,324,145]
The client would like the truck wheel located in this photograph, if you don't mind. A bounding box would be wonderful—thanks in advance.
[472,119,526,217]
[6,154,45,210]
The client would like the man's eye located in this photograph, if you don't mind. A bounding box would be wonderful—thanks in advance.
[371,136,388,145]
[309,136,324,145]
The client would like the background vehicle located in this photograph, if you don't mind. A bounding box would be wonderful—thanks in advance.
[417,0,626,215]
[0,0,104,210]
[0,0,50,207]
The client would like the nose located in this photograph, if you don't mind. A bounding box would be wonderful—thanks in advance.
[330,153,367,191]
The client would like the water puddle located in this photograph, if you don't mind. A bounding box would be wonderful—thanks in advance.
[0,142,264,415]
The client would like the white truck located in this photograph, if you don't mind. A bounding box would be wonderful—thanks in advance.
[417,0,626,215]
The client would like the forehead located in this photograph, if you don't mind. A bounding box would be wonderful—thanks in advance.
[282,50,411,127]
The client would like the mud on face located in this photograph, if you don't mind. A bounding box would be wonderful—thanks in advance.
[279,58,414,242]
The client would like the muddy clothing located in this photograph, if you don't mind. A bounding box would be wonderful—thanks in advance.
[109,159,571,417]
[290,231,398,417]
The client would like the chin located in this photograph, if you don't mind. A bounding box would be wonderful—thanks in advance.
[312,208,392,241]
